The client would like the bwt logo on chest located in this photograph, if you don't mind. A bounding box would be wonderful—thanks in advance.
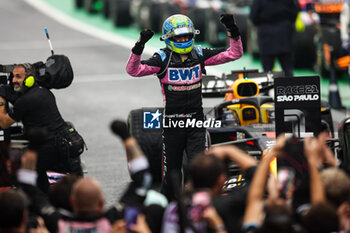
[168,65,200,82]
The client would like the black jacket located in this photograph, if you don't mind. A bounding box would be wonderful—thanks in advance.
[250,0,300,55]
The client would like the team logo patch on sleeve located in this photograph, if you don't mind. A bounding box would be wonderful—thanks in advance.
[156,50,167,61]
[194,45,203,56]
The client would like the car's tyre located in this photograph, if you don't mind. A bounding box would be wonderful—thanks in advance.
[109,0,132,27]
[159,2,181,33]
[137,0,159,31]
[102,0,110,18]
[206,10,227,47]
[138,1,180,33]
[75,0,84,8]
[188,7,207,42]
[149,2,163,33]
[84,0,98,14]
[128,108,163,184]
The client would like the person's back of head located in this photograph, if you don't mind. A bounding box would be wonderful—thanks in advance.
[321,167,350,208]
[261,202,294,233]
[71,177,105,218]
[302,202,339,233]
[189,153,225,192]
[0,189,28,233]
[49,174,80,212]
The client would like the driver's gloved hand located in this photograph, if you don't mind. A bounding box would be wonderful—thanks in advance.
[220,14,240,41]
[132,29,155,55]
[139,29,154,44]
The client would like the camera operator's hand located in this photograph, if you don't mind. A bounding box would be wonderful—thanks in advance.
[220,14,240,40]
[0,96,7,105]
[0,85,10,99]
[132,29,154,55]
[0,86,7,99]
[0,84,19,104]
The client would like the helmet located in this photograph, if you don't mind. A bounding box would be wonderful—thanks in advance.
[161,14,200,54]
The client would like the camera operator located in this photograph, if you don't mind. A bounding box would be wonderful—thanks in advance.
[0,63,83,193]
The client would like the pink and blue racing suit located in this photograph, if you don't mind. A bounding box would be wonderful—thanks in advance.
[126,38,243,197]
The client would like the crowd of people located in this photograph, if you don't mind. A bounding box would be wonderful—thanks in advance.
[0,4,349,233]
[1,120,349,233]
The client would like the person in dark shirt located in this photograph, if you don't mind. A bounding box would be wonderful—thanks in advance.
[0,63,82,193]
[250,0,300,77]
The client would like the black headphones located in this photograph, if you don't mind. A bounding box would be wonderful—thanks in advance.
[22,63,35,88]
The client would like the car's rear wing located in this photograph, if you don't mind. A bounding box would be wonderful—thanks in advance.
[202,69,284,98]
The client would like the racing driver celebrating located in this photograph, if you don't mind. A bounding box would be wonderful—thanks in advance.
[126,14,243,197]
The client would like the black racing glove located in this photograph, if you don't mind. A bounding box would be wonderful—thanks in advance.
[220,14,240,41]
[132,29,154,55]
[110,120,131,141]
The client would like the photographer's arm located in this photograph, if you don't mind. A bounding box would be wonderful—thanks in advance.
[0,96,15,129]
[304,137,326,204]
[110,120,153,207]
[18,150,60,233]
[242,149,275,227]
[242,135,287,227]
[209,145,257,171]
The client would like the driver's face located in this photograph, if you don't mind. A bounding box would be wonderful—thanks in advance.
[12,67,26,92]
[173,34,190,43]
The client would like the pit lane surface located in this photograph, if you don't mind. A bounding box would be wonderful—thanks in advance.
[0,0,166,206]
[1,0,349,207]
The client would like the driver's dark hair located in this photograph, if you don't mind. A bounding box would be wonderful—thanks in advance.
[0,189,27,229]
[189,152,225,189]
